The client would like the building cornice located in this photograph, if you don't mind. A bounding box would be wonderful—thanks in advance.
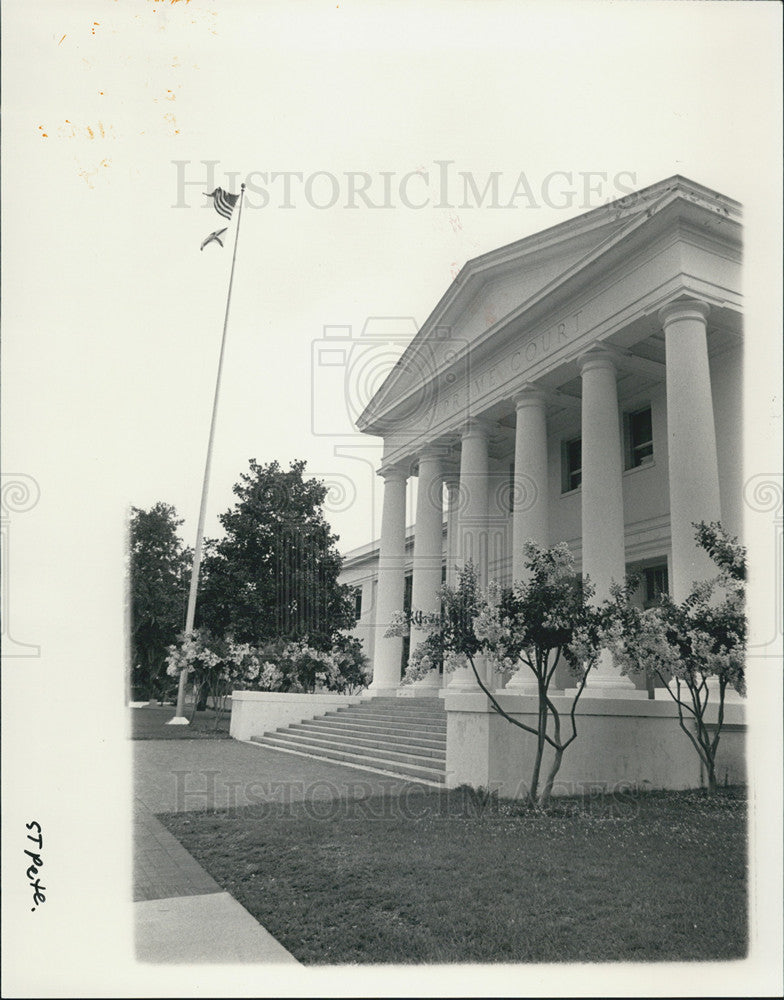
[357,177,741,434]
[358,179,742,437]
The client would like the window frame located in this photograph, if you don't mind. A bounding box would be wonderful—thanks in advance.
[624,404,654,471]
[561,436,582,494]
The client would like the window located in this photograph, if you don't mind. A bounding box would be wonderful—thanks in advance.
[354,587,362,619]
[642,565,668,607]
[561,437,582,493]
[626,406,653,469]
[400,572,414,672]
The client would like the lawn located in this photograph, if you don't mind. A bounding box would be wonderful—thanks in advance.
[160,785,747,964]
[130,705,232,740]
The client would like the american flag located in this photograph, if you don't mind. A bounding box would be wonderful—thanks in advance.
[204,187,240,220]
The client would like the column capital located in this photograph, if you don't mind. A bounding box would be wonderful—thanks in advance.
[377,464,408,483]
[658,298,710,329]
[460,416,496,441]
[578,345,617,377]
[417,442,450,464]
[514,383,548,411]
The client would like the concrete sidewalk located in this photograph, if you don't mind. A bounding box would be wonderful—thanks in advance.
[134,799,298,964]
[133,730,424,964]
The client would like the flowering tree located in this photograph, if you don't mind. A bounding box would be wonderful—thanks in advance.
[166,629,370,721]
[390,543,603,808]
[255,634,371,694]
[329,634,373,694]
[603,521,746,793]
[166,628,261,727]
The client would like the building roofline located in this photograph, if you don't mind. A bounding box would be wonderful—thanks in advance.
[356,175,741,432]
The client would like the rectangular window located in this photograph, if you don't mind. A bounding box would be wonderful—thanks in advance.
[561,437,582,493]
[401,573,414,674]
[354,588,362,619]
[643,565,668,607]
[626,406,654,469]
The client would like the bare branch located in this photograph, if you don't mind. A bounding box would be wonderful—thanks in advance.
[466,655,542,739]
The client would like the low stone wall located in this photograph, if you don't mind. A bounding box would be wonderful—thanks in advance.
[443,691,746,797]
[229,690,368,742]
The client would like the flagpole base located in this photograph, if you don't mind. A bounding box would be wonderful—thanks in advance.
[166,716,190,726]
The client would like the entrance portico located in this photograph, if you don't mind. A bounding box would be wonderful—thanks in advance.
[350,177,742,700]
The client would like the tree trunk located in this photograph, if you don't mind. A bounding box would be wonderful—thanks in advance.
[528,700,547,805]
[705,753,717,794]
[540,746,564,809]
[188,682,201,722]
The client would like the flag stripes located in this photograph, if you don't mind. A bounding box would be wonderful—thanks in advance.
[205,187,240,220]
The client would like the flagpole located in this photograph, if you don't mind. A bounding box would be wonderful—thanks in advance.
[169,184,246,724]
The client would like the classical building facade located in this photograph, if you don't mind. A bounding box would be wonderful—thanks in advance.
[340,176,743,704]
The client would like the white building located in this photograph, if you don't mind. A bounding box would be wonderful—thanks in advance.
[232,177,745,793]
[334,176,745,791]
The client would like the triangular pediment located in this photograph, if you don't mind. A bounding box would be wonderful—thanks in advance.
[358,176,740,432]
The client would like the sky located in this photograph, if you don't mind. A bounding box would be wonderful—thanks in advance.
[2,1,782,996]
[4,0,782,557]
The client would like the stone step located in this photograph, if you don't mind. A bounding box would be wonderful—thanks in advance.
[260,729,445,768]
[349,701,445,717]
[324,710,446,731]
[249,695,450,784]
[292,720,446,749]
[286,724,447,760]
[251,734,446,783]
[365,696,443,702]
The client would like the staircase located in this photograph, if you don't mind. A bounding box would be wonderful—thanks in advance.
[249,697,447,783]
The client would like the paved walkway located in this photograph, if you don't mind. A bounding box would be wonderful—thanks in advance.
[133,724,423,964]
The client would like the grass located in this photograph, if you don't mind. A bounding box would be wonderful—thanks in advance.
[159,785,747,964]
[130,705,232,740]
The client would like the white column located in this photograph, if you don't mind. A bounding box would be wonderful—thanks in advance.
[369,466,407,696]
[444,475,461,587]
[458,420,491,585]
[660,300,722,601]
[511,386,550,581]
[580,348,639,696]
[442,475,461,691]
[507,386,550,694]
[449,419,491,691]
[405,449,444,694]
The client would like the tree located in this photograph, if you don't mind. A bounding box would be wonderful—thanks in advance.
[391,543,603,808]
[603,521,746,793]
[130,503,191,700]
[254,635,370,694]
[197,459,357,650]
[165,628,262,727]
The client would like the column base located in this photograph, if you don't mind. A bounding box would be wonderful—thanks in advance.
[503,669,557,696]
[504,678,540,696]
[446,669,482,692]
[397,669,442,697]
[566,679,648,700]
[397,689,443,699]
[367,684,401,698]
